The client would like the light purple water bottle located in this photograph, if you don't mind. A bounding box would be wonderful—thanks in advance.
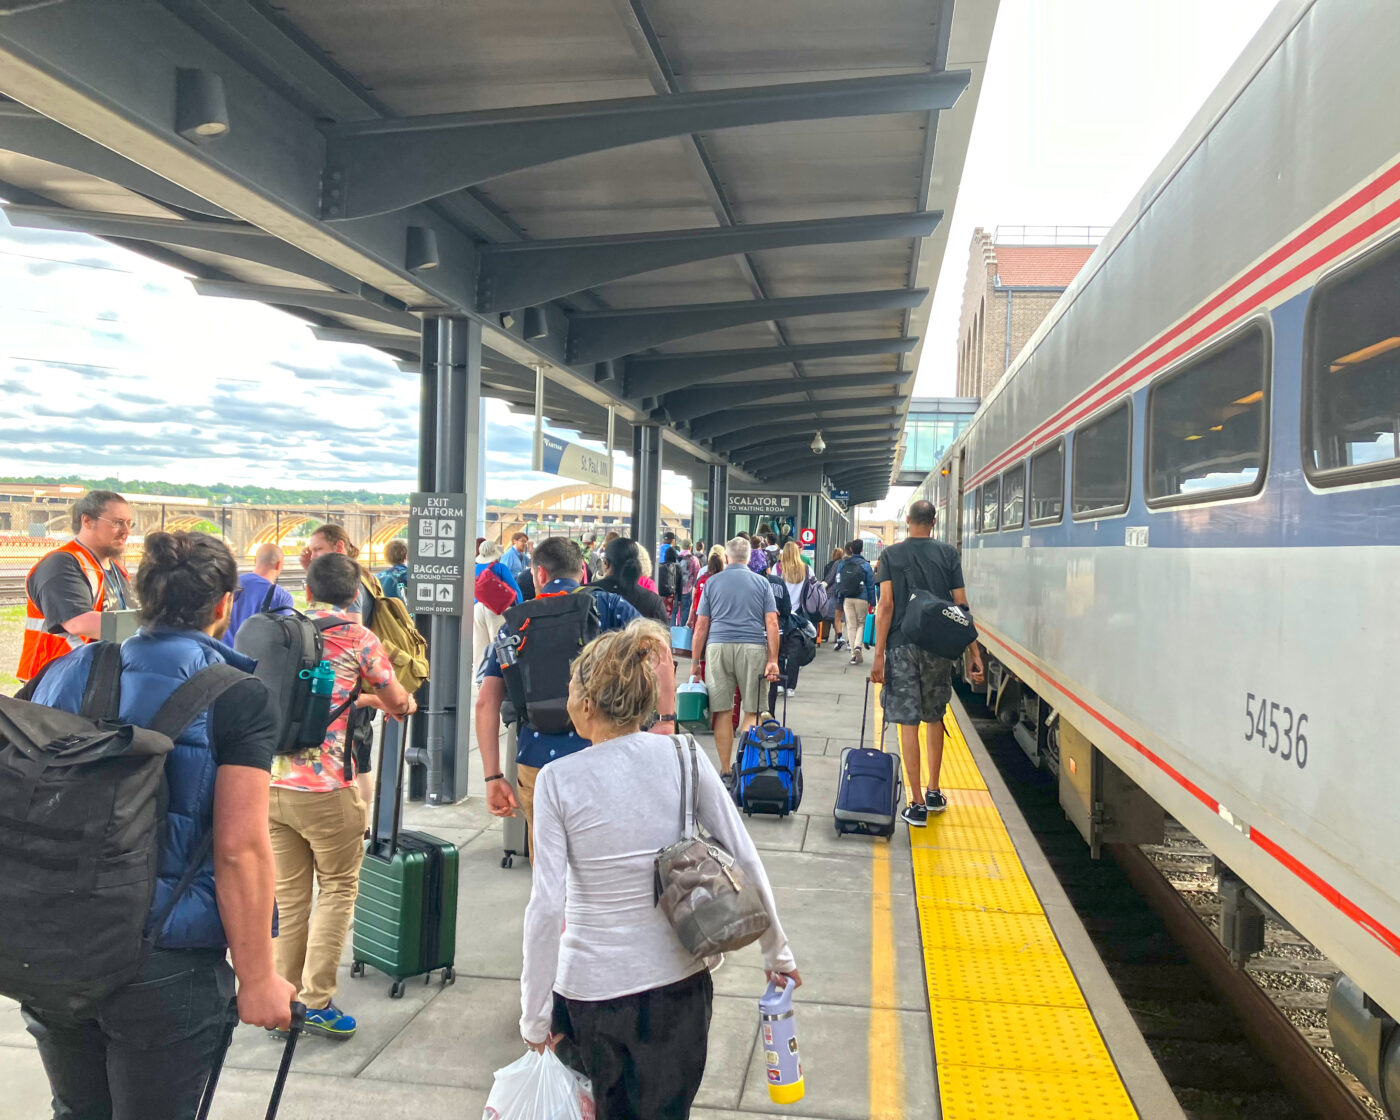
[760,977,804,1104]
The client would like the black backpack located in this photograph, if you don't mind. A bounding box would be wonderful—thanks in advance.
[657,560,681,599]
[781,615,818,667]
[836,559,865,599]
[900,591,978,659]
[234,611,370,778]
[0,644,245,1011]
[497,589,602,734]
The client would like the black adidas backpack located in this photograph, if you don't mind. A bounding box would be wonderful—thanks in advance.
[497,589,602,734]
[0,644,244,1011]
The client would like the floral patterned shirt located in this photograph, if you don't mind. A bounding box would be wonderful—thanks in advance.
[270,609,394,793]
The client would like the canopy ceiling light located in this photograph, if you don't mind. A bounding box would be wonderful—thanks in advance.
[175,68,229,142]
[810,431,826,455]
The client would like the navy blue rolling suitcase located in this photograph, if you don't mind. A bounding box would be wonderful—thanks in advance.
[834,681,903,839]
[734,684,803,816]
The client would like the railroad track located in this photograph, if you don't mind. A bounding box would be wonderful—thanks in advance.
[956,684,1380,1120]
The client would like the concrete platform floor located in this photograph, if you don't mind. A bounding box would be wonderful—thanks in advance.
[0,643,937,1118]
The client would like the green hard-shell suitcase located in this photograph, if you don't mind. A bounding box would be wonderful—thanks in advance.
[350,716,458,997]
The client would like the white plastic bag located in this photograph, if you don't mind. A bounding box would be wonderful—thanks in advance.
[482,1049,594,1120]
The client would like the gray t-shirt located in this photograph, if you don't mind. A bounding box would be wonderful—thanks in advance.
[697,564,777,645]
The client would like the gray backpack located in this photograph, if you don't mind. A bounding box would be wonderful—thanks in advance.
[653,735,771,958]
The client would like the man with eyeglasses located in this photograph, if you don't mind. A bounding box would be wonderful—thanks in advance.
[18,489,135,681]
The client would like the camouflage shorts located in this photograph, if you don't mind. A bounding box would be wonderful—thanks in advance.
[880,643,954,726]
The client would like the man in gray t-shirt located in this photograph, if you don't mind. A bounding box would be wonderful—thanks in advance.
[693,537,781,784]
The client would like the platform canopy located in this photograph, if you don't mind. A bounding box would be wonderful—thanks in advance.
[0,0,996,505]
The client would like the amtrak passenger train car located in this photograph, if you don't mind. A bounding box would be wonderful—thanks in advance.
[926,0,1400,1102]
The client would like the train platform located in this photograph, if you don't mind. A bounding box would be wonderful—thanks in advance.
[0,646,1183,1119]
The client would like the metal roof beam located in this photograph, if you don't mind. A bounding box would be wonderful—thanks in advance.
[661,371,912,423]
[3,204,362,290]
[477,211,939,312]
[189,279,419,332]
[311,326,421,354]
[624,337,916,399]
[712,415,902,453]
[721,424,901,456]
[0,103,233,218]
[689,403,901,441]
[569,287,925,365]
[740,441,896,472]
[321,72,971,219]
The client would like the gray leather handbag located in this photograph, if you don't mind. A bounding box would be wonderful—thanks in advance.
[653,735,771,958]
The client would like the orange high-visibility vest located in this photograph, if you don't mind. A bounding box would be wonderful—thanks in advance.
[17,540,126,681]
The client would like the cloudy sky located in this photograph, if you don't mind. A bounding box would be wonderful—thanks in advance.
[0,0,1279,514]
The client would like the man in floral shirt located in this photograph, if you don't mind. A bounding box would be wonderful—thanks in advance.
[268,553,415,1039]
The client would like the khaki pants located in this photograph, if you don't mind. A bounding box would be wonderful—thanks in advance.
[517,762,540,864]
[843,598,870,660]
[268,785,367,1010]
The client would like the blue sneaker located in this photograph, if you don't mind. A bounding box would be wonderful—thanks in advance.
[303,1001,357,1039]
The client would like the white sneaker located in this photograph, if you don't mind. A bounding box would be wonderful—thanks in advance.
[775,685,786,696]
[785,687,796,696]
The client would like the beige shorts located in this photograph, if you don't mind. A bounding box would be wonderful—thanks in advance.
[705,642,768,716]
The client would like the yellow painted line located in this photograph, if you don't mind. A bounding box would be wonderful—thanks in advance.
[869,838,903,1119]
[911,707,1140,1120]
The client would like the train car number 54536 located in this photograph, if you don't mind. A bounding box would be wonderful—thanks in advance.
[1245,693,1308,768]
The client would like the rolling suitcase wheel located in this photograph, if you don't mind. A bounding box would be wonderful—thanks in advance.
[350,960,365,978]
[390,979,406,999]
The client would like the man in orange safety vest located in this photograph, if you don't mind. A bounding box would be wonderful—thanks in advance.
[18,489,134,681]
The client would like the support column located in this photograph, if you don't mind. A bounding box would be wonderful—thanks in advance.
[423,317,482,805]
[407,317,438,802]
[707,462,729,547]
[631,423,662,552]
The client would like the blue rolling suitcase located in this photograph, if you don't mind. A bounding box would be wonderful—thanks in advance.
[834,681,903,839]
[734,684,803,817]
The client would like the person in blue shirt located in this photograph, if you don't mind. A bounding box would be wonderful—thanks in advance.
[832,539,878,666]
[377,538,409,603]
[226,542,294,643]
[474,537,675,857]
[501,531,531,579]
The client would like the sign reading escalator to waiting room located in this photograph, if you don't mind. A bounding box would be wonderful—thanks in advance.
[408,492,467,615]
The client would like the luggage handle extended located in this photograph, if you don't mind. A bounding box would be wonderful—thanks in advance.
[197,1000,306,1120]
[368,712,411,859]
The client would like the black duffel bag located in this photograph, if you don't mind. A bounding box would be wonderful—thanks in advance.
[899,591,978,660]
[781,613,818,667]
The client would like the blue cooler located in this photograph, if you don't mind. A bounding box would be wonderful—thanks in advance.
[671,625,693,654]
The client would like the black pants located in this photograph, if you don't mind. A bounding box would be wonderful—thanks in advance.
[767,655,798,715]
[22,949,236,1120]
[552,969,713,1120]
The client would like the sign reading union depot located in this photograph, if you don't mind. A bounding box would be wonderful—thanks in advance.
[728,492,796,516]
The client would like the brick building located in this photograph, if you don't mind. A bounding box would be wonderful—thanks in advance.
[955,227,1101,400]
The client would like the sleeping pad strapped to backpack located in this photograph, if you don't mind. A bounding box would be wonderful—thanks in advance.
[496,588,602,734]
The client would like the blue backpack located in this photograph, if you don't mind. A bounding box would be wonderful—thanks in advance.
[734,691,803,817]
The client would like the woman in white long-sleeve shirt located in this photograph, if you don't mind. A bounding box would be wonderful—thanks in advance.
[520,618,800,1120]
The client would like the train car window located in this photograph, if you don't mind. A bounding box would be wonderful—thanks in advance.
[1146,325,1269,505]
[1029,441,1064,524]
[1304,236,1400,485]
[981,478,1000,533]
[1072,402,1132,518]
[1001,464,1025,529]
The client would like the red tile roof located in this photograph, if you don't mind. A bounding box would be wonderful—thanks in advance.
[994,245,1095,288]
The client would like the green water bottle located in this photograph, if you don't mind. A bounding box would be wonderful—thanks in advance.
[297,659,336,747]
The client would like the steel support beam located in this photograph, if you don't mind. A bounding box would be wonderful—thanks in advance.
[3,204,363,290]
[662,371,911,423]
[311,326,421,354]
[322,72,970,219]
[569,287,926,365]
[715,419,901,454]
[420,317,481,807]
[406,316,438,802]
[477,211,939,312]
[706,463,729,548]
[624,337,916,399]
[189,279,420,332]
[741,440,897,473]
[631,424,663,552]
[689,404,901,442]
[0,103,233,217]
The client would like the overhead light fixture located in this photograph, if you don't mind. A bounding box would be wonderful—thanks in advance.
[1209,424,1223,432]
[499,311,517,330]
[522,306,548,340]
[1329,336,1400,372]
[810,431,826,454]
[404,226,440,272]
[175,68,230,142]
[1184,434,1203,441]
[1232,391,1264,406]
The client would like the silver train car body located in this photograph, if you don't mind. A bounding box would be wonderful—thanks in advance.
[926,0,1400,1032]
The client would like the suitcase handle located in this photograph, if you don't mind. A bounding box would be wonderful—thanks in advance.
[369,714,411,858]
[197,1000,305,1120]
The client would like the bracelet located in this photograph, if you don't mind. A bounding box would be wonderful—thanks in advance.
[658,713,677,723]
[484,773,504,783]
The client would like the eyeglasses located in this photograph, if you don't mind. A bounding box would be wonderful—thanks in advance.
[97,516,135,531]
[232,586,244,601]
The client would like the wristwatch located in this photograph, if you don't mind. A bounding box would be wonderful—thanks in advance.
[658,713,677,723]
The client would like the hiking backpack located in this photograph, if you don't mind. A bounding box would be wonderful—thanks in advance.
[359,572,430,695]
[657,559,682,599]
[496,589,602,734]
[0,645,244,1010]
[836,558,865,599]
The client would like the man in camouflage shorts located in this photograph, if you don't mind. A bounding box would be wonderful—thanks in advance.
[870,501,983,827]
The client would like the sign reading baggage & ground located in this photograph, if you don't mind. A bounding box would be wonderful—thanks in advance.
[533,432,612,485]
[407,492,467,615]
[728,492,796,516]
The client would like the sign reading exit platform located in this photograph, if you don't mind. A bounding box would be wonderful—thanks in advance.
[408,491,467,615]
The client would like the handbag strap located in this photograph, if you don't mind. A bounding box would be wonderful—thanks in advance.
[671,734,700,840]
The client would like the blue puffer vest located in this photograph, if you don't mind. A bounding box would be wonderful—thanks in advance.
[33,628,257,950]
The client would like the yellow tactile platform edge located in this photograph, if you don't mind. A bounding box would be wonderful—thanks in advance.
[911,709,1140,1120]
